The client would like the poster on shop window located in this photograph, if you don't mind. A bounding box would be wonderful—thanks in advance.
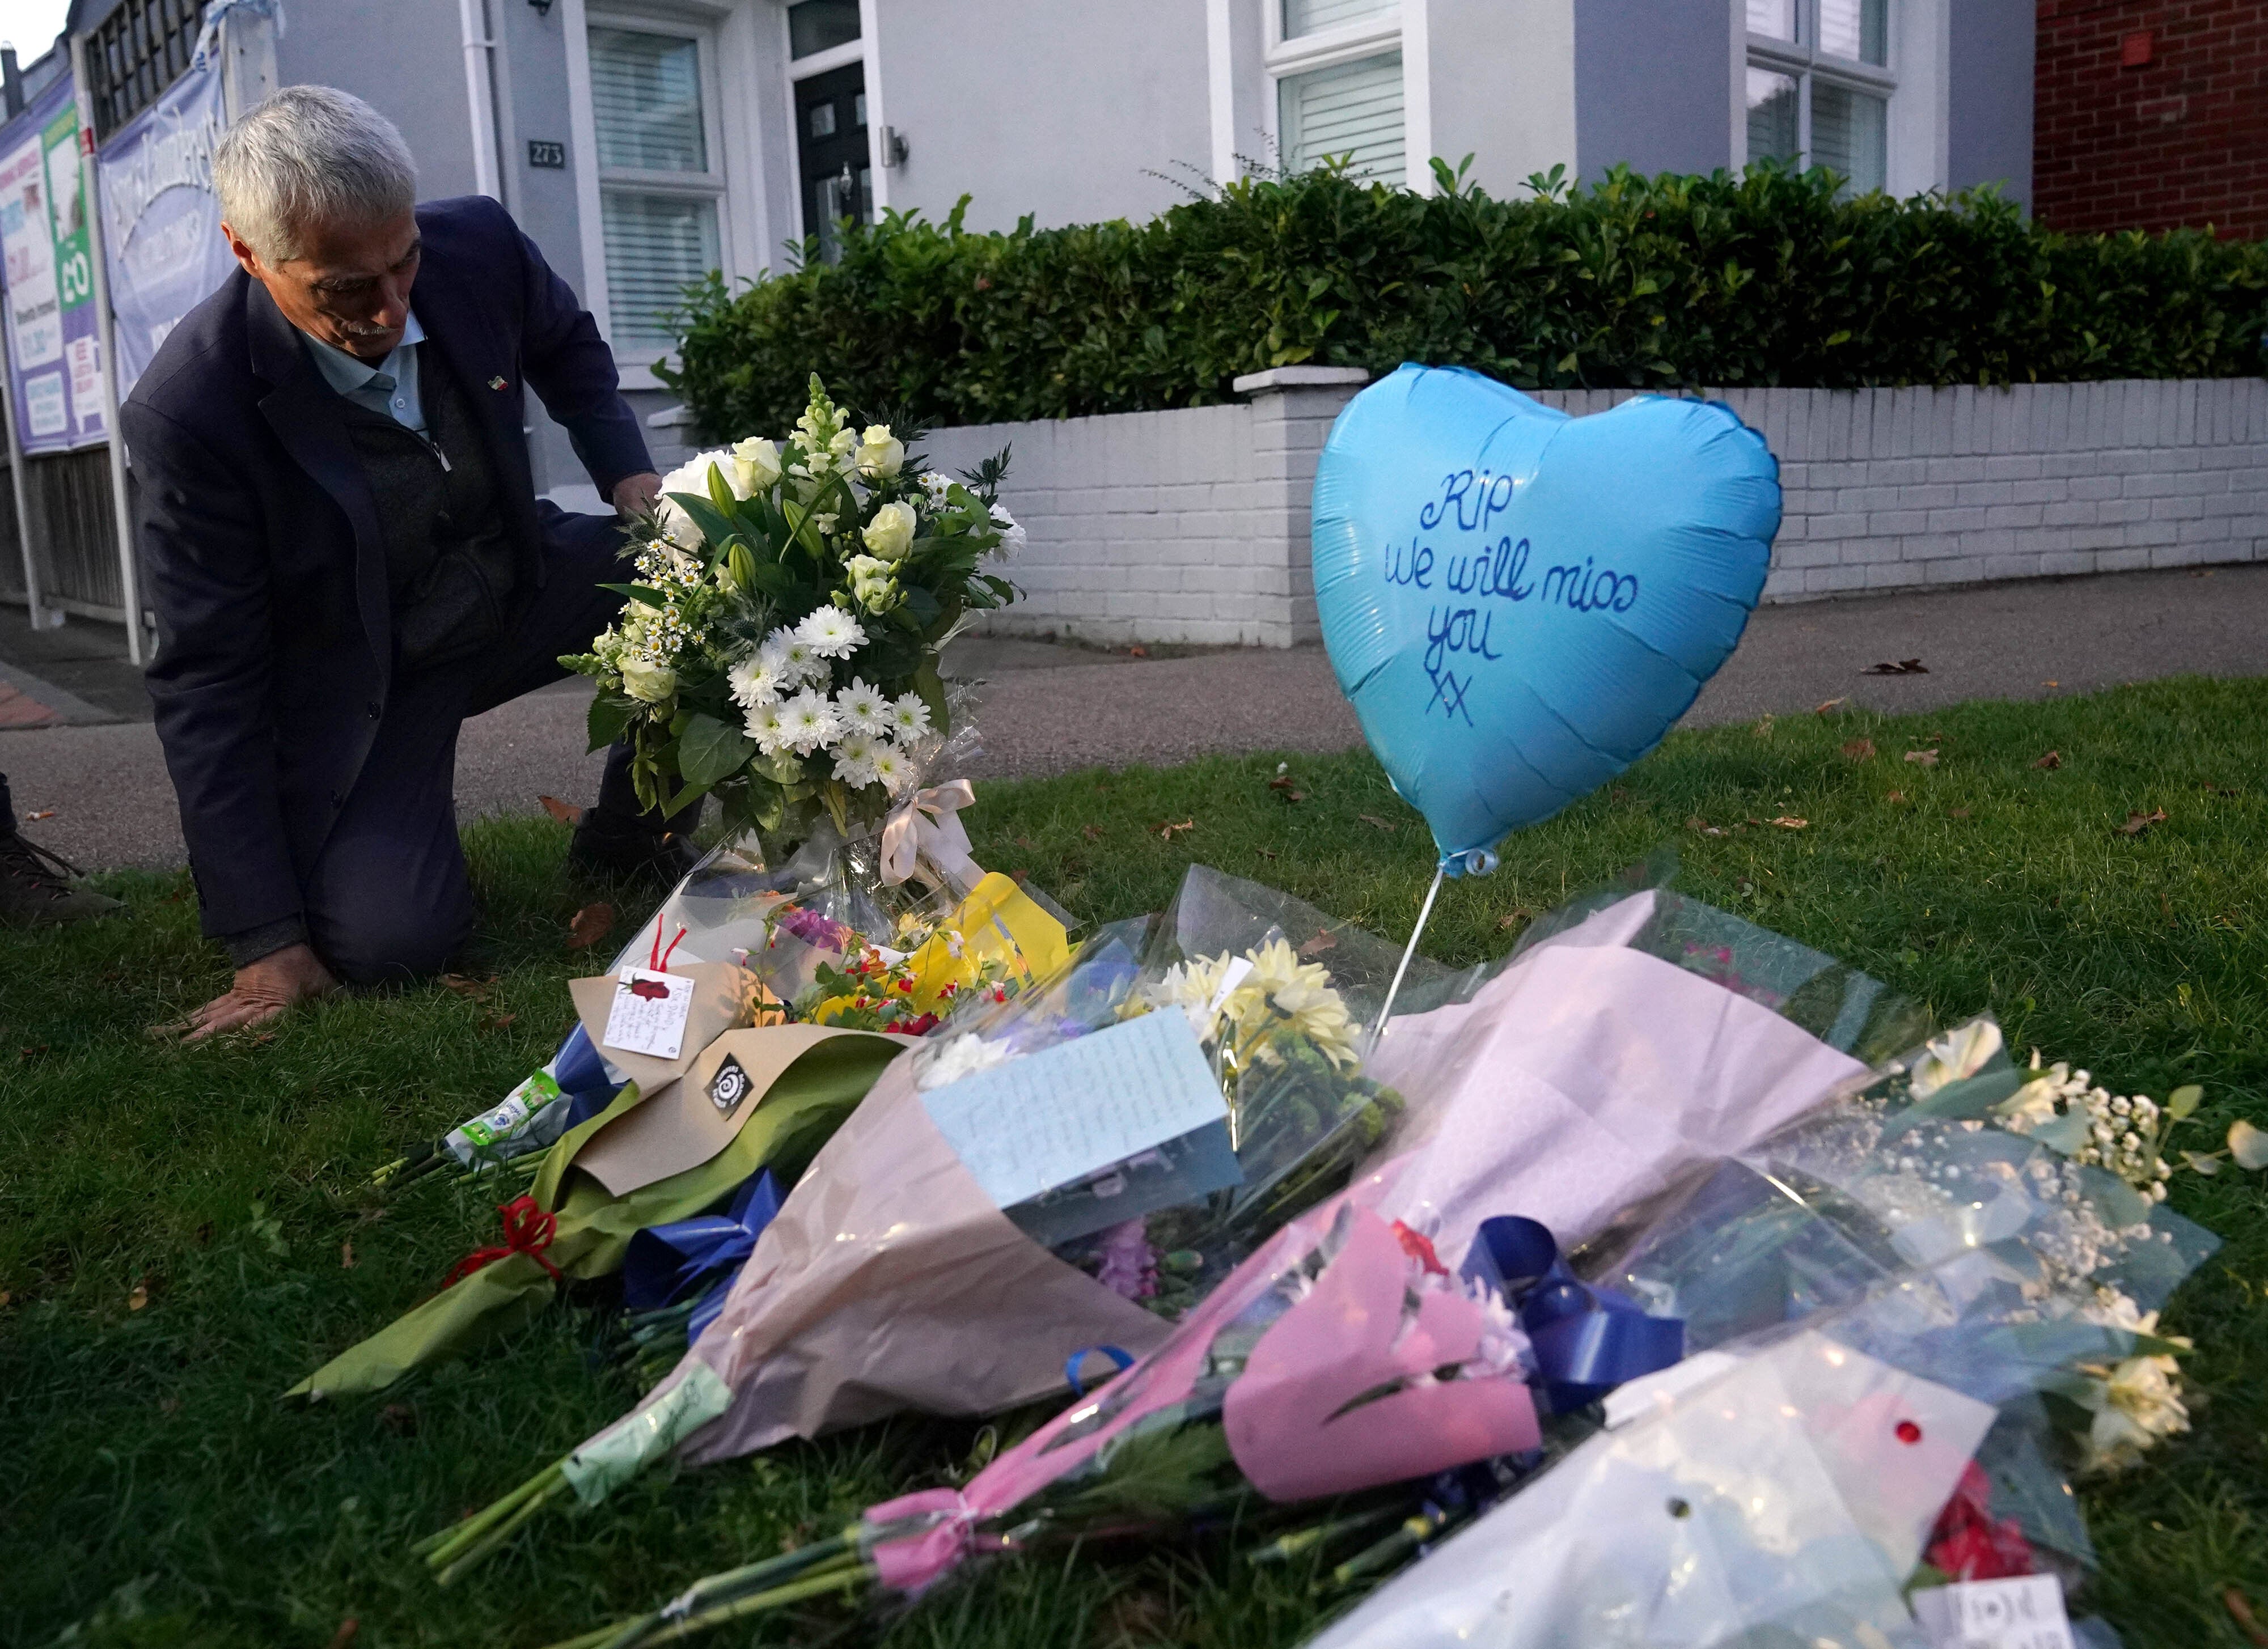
[0,74,107,453]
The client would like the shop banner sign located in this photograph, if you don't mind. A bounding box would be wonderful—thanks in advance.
[0,75,105,452]
[98,56,230,400]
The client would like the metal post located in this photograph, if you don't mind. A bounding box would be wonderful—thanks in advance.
[69,29,146,665]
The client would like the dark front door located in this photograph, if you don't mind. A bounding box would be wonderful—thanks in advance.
[795,63,869,262]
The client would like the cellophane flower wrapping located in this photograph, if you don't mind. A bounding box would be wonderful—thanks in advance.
[1296,1015,2215,1649]
[910,864,1446,1315]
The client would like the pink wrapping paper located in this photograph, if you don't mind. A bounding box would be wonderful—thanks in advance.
[1367,896,1869,1264]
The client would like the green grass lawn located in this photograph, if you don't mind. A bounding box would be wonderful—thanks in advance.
[3,677,2264,1649]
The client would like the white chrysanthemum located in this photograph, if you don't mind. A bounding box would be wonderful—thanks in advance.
[918,470,954,505]
[777,688,840,755]
[1237,937,1360,1070]
[886,692,932,743]
[1134,953,1238,1044]
[832,734,882,789]
[834,677,889,736]
[796,606,866,659]
[728,652,784,709]
[761,627,822,686]
[917,1033,1013,1092]
[870,745,915,796]
[744,701,792,756]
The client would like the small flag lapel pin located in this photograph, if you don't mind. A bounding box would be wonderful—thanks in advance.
[488,375,509,391]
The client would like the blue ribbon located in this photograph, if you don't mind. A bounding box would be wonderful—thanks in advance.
[554,1023,625,1129]
[1462,1215,1685,1414]
[622,1170,784,1320]
[1064,1343,1136,1398]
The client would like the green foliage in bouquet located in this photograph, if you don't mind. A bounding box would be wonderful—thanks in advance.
[661,163,2268,437]
[562,375,1021,851]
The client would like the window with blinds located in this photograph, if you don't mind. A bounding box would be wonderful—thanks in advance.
[1283,0,1395,40]
[589,22,726,359]
[1279,51,1404,182]
[1744,0,1893,196]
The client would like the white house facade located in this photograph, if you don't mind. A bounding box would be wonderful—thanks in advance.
[238,0,2034,508]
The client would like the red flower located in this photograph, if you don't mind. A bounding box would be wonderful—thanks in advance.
[1389,1220,1451,1277]
[897,978,914,993]
[1924,1463,2034,1581]
[884,1012,941,1036]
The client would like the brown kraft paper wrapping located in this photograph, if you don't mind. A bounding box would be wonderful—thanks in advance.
[666,1056,1176,1466]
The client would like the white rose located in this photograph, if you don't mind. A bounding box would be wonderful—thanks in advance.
[731,436,782,495]
[846,553,896,613]
[855,423,905,480]
[862,499,917,561]
[619,659,678,704]
[656,450,737,546]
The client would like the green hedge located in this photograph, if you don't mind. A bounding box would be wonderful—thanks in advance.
[659,162,2268,439]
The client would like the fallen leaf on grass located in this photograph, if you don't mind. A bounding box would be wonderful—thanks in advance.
[439,974,489,1001]
[1255,847,1277,860]
[325,1619,361,1649]
[1126,645,1148,658]
[128,1283,148,1312]
[1014,835,1034,849]
[1948,807,1972,820]
[1840,738,1876,761]
[1769,816,1808,829]
[1495,907,1534,932]
[1863,659,1929,675]
[1751,714,1775,737]
[2227,1587,2268,1649]
[25,808,56,821]
[1885,790,1908,804]
[1081,824,1104,842]
[482,1012,517,1032]
[1267,775,1306,803]
[566,901,616,950]
[1153,819,1195,840]
[1357,814,1399,833]
[2117,808,2168,838]
[1685,816,1726,837]
[2033,750,2063,769]
[1813,697,1847,716]
[340,1241,356,1269]
[1903,749,1939,766]
[538,794,584,826]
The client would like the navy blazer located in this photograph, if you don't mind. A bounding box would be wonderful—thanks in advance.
[125,194,651,942]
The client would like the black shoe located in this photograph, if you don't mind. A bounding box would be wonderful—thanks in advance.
[0,830,125,927]
[568,815,699,888]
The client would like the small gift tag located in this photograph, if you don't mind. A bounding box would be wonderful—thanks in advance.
[1911,1575,2075,1649]
[604,968,697,1060]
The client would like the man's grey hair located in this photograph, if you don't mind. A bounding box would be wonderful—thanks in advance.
[213,86,417,262]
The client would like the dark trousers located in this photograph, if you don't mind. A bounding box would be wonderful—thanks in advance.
[0,769,13,836]
[303,507,682,985]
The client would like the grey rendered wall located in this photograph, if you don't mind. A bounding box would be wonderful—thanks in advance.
[276,0,480,201]
[1427,0,1580,197]
[1572,0,1736,181]
[873,0,1212,234]
[1946,0,2033,209]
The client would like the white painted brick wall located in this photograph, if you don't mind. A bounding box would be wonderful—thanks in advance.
[638,375,2268,646]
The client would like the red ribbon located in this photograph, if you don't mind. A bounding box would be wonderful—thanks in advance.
[443,1194,562,1287]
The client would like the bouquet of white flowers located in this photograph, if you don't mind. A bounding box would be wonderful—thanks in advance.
[564,375,1022,851]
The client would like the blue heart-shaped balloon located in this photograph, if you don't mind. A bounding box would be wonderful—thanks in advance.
[1312,365,1780,874]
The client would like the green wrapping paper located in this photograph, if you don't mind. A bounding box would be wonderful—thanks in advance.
[289,1034,905,1399]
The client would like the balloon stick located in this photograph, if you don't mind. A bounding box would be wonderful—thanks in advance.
[1368,864,1446,1048]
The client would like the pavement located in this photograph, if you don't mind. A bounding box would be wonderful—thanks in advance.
[3,562,2265,872]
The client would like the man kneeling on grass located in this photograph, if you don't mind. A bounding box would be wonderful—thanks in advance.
[131,87,693,1041]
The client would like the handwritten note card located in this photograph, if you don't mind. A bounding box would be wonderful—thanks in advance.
[603,968,697,1060]
[921,1010,1230,1210]
[1911,1576,2075,1649]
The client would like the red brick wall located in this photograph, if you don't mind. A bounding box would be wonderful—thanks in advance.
[2034,0,2268,238]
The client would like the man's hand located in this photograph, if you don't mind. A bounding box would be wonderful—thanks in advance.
[164,943,341,1042]
[612,470,664,519]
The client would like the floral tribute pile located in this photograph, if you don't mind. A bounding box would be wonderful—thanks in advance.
[565,375,1023,846]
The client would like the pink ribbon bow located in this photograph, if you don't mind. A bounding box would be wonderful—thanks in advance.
[878,779,980,889]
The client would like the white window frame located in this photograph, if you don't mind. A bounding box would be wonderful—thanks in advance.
[564,0,769,390]
[782,0,888,247]
[1262,0,1426,193]
[1738,0,1899,190]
